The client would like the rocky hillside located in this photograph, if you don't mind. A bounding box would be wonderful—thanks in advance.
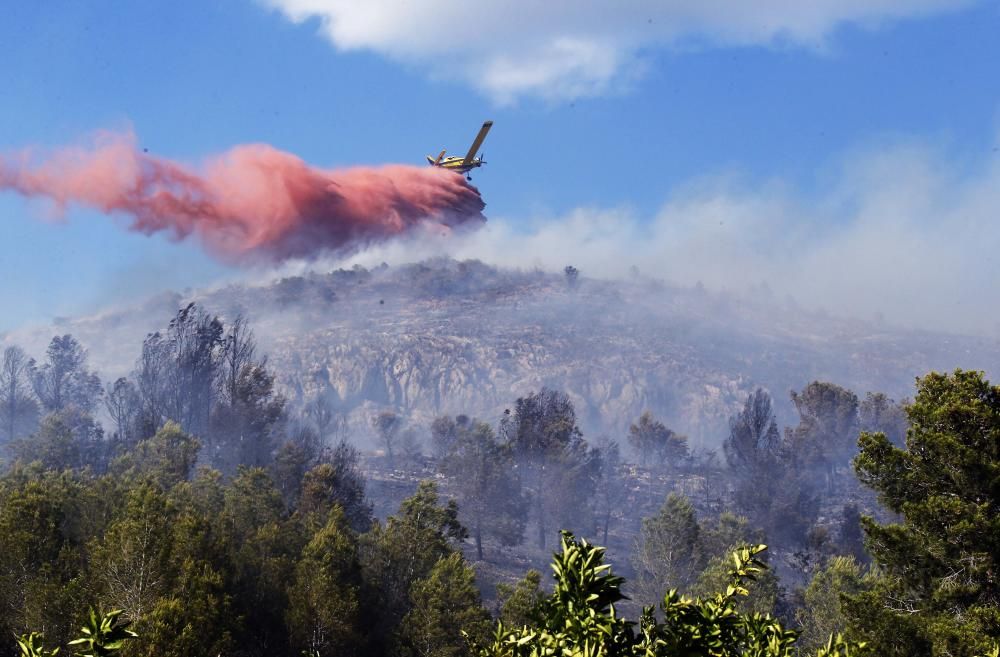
[9,258,1000,446]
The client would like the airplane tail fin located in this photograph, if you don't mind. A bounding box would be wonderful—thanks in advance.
[428,149,446,166]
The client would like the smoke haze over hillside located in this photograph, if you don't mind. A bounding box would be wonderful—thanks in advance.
[333,139,1000,336]
[5,259,998,447]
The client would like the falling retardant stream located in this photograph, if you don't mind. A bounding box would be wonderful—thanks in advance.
[0,130,487,262]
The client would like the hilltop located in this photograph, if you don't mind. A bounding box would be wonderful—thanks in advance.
[7,258,998,447]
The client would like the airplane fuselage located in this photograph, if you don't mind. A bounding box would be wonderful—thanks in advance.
[427,155,484,175]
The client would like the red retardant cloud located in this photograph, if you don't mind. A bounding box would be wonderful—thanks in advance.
[0,131,486,262]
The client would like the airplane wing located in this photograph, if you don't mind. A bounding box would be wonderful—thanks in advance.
[461,121,493,166]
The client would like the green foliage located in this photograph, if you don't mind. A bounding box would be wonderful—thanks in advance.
[632,493,704,605]
[858,392,908,447]
[633,496,773,612]
[479,533,865,657]
[851,369,1000,656]
[627,411,688,469]
[439,417,526,559]
[218,466,298,657]
[16,633,59,657]
[691,552,780,617]
[111,421,200,489]
[359,481,468,655]
[501,389,596,549]
[13,409,106,473]
[286,506,362,657]
[725,388,819,548]
[67,608,137,657]
[397,552,493,657]
[496,570,546,629]
[0,471,98,648]
[296,445,373,533]
[787,382,860,476]
[795,556,872,652]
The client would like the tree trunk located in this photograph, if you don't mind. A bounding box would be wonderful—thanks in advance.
[536,495,546,550]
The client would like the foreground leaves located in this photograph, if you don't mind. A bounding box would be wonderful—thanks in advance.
[478,532,865,657]
[66,608,137,657]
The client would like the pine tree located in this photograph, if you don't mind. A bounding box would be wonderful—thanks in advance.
[439,418,525,560]
[396,552,492,657]
[631,493,705,606]
[850,369,1000,656]
[286,506,363,657]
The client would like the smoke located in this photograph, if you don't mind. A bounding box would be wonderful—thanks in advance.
[335,137,1000,336]
[0,130,486,262]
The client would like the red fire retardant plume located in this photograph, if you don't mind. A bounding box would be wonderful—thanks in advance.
[0,131,486,262]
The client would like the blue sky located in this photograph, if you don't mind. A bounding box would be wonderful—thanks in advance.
[1,1,999,333]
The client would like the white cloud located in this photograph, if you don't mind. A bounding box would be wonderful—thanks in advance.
[262,0,974,102]
[338,138,1000,335]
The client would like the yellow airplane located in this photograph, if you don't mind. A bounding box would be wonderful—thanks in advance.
[426,120,493,180]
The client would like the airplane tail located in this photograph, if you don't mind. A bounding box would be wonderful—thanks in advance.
[426,155,437,165]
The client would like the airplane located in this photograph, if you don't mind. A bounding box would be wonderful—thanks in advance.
[426,120,493,180]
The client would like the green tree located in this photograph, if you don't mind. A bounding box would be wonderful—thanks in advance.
[631,493,704,606]
[692,552,781,616]
[87,484,174,623]
[16,413,80,472]
[439,418,526,560]
[628,410,688,468]
[220,467,297,657]
[850,369,1000,656]
[858,392,908,447]
[0,472,92,648]
[396,552,493,657]
[86,482,235,657]
[787,382,859,483]
[694,512,779,614]
[495,570,545,629]
[112,421,200,489]
[796,556,871,653]
[286,506,363,657]
[500,389,596,549]
[297,443,373,533]
[359,481,467,655]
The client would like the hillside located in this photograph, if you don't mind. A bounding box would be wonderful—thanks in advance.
[8,258,999,447]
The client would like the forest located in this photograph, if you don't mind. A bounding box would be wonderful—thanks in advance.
[1,303,998,656]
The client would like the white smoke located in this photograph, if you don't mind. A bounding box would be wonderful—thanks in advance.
[336,137,1000,336]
